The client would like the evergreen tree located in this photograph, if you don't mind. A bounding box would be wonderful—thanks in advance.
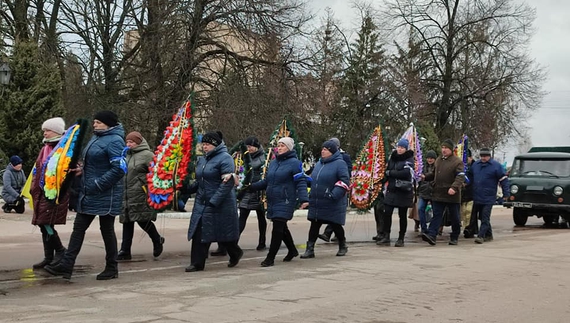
[0,41,63,172]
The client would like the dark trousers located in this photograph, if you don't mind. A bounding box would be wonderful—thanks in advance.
[191,218,242,269]
[383,205,408,238]
[428,202,460,240]
[266,219,296,260]
[60,213,118,270]
[374,202,385,237]
[309,220,345,242]
[239,207,267,244]
[120,220,161,252]
[472,203,494,238]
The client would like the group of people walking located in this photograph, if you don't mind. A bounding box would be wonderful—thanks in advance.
[16,112,509,281]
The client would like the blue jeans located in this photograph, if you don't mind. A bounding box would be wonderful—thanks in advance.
[428,202,461,240]
[473,203,494,238]
[418,198,429,233]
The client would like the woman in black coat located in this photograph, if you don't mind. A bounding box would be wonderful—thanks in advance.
[379,138,415,247]
[238,136,267,250]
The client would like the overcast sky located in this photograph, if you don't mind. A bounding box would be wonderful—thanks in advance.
[308,0,570,162]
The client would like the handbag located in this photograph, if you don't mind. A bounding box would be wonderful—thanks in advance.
[395,179,413,192]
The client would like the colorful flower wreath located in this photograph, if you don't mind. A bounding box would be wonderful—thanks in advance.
[42,119,88,204]
[229,141,252,190]
[147,99,195,210]
[350,125,387,211]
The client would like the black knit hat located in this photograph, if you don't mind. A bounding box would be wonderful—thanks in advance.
[322,140,338,154]
[441,139,455,150]
[479,148,492,156]
[93,110,119,127]
[426,150,437,159]
[202,131,223,147]
[244,136,260,148]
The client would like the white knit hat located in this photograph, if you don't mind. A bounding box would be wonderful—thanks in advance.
[278,137,294,152]
[42,117,66,135]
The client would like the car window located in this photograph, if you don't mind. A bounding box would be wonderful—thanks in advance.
[511,159,570,177]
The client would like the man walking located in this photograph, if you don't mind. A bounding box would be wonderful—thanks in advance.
[421,139,465,246]
[470,148,510,244]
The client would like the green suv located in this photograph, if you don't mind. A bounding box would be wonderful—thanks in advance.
[504,152,570,226]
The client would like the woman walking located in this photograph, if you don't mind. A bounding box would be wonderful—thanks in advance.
[378,138,415,247]
[45,110,125,280]
[30,117,69,269]
[300,140,350,259]
[185,131,243,272]
[238,136,267,250]
[117,131,165,260]
[250,137,309,267]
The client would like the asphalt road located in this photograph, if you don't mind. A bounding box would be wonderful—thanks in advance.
[1,206,569,323]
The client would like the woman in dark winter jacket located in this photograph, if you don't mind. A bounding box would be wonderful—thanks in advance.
[30,118,69,269]
[379,138,415,247]
[238,136,267,250]
[250,137,309,267]
[185,131,243,272]
[2,155,26,213]
[417,150,437,234]
[300,140,350,259]
[117,132,164,261]
[45,111,126,280]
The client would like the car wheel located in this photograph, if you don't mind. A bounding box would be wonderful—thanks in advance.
[513,208,528,227]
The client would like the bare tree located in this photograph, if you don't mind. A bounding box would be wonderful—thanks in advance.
[385,0,545,140]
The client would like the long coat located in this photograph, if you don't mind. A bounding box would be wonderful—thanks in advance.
[384,150,415,208]
[77,125,126,216]
[187,144,239,243]
[424,154,465,204]
[31,140,70,225]
[121,139,156,223]
[251,150,309,221]
[307,151,350,225]
[238,148,265,210]
[2,164,25,203]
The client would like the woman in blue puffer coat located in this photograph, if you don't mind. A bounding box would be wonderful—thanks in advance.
[45,110,126,280]
[300,140,350,259]
[185,131,243,272]
[250,137,309,267]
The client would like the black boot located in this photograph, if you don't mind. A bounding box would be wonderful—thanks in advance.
[336,238,348,256]
[282,228,298,262]
[300,241,315,259]
[117,250,132,261]
[395,237,405,247]
[318,232,331,242]
[96,265,119,280]
[49,232,66,266]
[153,236,165,258]
[44,263,73,279]
[33,234,54,269]
[377,235,390,246]
[260,257,274,267]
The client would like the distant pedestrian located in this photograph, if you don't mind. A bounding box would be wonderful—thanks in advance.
[238,136,267,250]
[250,137,309,267]
[185,131,243,272]
[470,148,510,244]
[417,150,437,234]
[462,150,476,238]
[317,137,351,243]
[421,139,465,246]
[2,155,26,213]
[118,131,165,261]
[301,140,350,259]
[45,110,126,280]
[378,138,415,247]
[30,117,68,269]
